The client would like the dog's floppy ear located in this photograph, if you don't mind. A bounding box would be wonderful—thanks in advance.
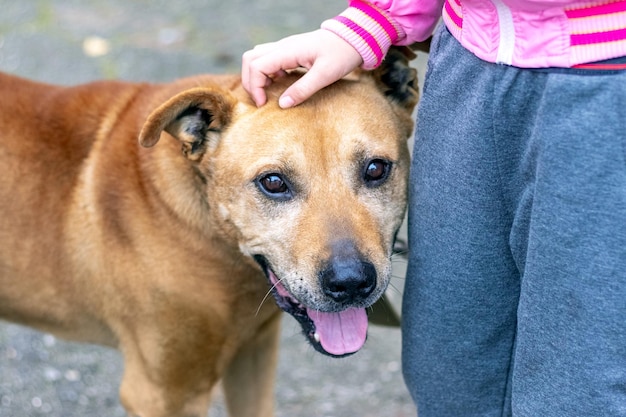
[371,45,420,113]
[139,88,233,161]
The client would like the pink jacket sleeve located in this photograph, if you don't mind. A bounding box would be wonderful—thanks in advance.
[321,0,444,69]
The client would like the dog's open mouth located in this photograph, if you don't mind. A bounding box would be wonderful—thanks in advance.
[254,256,368,358]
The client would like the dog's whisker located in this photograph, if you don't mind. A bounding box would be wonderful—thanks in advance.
[255,289,275,317]
[391,248,409,255]
[255,275,290,317]
[367,295,398,322]
[386,282,403,296]
[390,273,407,281]
[391,254,409,263]
[255,282,282,317]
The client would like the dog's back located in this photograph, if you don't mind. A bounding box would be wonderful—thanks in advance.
[0,73,139,339]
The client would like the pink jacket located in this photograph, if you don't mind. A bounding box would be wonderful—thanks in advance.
[321,0,626,68]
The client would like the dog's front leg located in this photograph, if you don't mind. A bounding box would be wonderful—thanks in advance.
[222,313,282,417]
[117,331,215,417]
[119,356,214,417]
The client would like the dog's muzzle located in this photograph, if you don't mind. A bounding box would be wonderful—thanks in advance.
[253,253,373,358]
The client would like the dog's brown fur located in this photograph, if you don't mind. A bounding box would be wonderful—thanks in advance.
[0,48,418,417]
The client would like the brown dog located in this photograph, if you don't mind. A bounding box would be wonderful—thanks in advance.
[0,47,418,417]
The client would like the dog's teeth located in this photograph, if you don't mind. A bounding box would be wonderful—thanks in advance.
[313,332,320,343]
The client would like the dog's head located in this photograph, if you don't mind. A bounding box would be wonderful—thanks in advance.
[138,47,419,357]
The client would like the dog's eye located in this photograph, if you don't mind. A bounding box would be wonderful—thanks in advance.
[363,159,391,186]
[256,173,292,200]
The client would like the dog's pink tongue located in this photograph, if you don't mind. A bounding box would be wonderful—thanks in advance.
[307,307,368,355]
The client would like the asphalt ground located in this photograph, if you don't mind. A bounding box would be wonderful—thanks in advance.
[0,1,427,416]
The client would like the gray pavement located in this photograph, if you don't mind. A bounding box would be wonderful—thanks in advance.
[0,1,426,416]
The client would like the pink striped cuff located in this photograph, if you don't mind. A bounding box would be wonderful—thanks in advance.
[565,0,626,19]
[442,0,463,40]
[565,0,626,64]
[571,28,626,46]
[573,62,626,69]
[321,0,405,69]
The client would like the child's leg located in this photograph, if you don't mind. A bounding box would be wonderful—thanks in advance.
[402,27,525,417]
[509,64,626,416]
[403,25,626,417]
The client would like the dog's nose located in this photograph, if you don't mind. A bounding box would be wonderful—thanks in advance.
[320,257,377,304]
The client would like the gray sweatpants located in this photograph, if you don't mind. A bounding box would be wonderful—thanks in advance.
[402,26,626,417]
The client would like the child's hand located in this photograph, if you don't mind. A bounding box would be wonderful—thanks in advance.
[242,29,363,108]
